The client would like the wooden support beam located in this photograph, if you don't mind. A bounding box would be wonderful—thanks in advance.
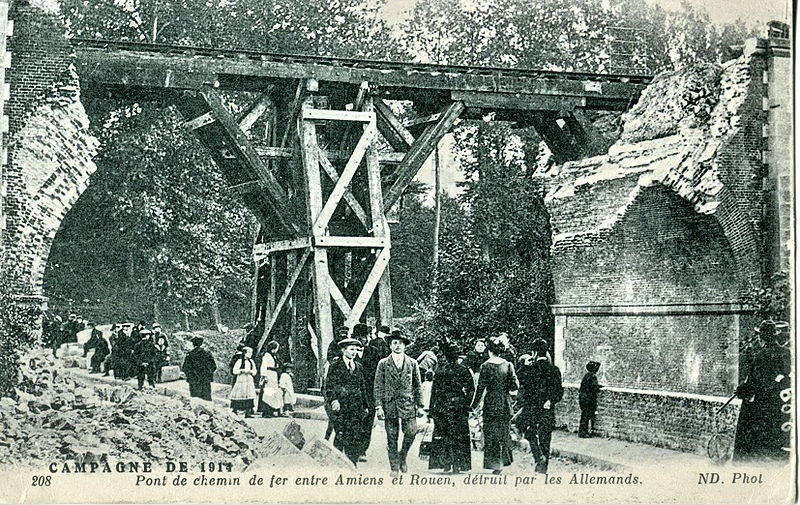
[257,249,311,354]
[237,92,273,132]
[564,107,611,158]
[374,98,415,152]
[338,81,370,151]
[314,236,387,248]
[318,148,370,230]
[199,86,300,235]
[280,80,304,149]
[344,245,391,328]
[383,101,465,212]
[253,238,311,265]
[451,90,585,113]
[182,112,214,130]
[529,112,580,164]
[227,180,261,196]
[328,274,352,317]
[268,255,277,318]
[404,112,441,129]
[365,96,393,327]
[255,146,404,165]
[302,108,375,123]
[300,95,335,376]
[312,121,376,234]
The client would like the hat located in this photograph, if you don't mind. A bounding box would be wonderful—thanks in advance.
[586,361,601,373]
[531,338,548,355]
[378,325,391,335]
[140,329,153,336]
[152,323,162,330]
[191,336,204,346]
[335,326,350,341]
[388,329,411,345]
[755,319,781,336]
[353,323,370,339]
[338,338,363,348]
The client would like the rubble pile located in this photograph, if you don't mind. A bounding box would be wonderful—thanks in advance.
[619,62,722,144]
[0,349,260,469]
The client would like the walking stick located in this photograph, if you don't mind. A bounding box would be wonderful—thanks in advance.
[715,392,737,415]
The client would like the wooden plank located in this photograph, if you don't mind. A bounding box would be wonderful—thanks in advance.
[237,92,273,132]
[529,112,579,164]
[404,112,441,129]
[451,90,585,112]
[302,108,375,122]
[328,274,352,317]
[199,86,300,235]
[280,80,304,149]
[312,121,376,234]
[255,146,404,164]
[182,111,214,130]
[338,81,370,151]
[374,98,415,152]
[253,238,311,260]
[257,249,310,354]
[314,236,387,248]
[267,255,277,317]
[383,101,465,212]
[365,96,393,327]
[227,180,261,195]
[318,149,370,230]
[300,95,335,374]
[344,245,390,328]
[565,107,611,157]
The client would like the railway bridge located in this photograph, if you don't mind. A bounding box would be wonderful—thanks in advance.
[0,0,650,385]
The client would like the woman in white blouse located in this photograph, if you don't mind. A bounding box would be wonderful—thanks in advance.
[230,346,257,417]
[259,340,284,417]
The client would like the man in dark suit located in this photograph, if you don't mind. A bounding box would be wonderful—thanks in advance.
[517,338,563,474]
[133,329,158,390]
[324,337,370,465]
[352,323,376,461]
[374,330,424,476]
[183,336,217,401]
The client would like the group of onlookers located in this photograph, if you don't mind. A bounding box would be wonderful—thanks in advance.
[226,335,296,419]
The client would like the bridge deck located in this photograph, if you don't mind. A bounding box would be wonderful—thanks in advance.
[74,39,650,110]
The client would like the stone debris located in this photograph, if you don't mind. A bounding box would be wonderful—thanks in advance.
[282,420,306,450]
[159,365,181,383]
[301,435,356,471]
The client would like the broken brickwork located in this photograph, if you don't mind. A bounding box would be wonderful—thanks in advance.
[1,0,99,293]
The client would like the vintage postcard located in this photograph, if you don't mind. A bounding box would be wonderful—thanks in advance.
[0,0,794,503]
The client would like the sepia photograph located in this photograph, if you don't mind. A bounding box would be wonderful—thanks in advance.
[0,0,793,502]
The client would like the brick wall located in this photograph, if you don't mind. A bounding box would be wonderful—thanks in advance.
[1,0,99,293]
[556,384,740,456]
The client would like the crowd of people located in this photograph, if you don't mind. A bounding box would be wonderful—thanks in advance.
[315,324,604,476]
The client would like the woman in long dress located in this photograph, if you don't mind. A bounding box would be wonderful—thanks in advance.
[429,342,475,473]
[471,338,518,474]
[230,346,257,417]
[259,341,284,417]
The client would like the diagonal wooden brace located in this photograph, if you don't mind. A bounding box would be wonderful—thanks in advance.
[383,101,465,212]
[257,248,311,354]
[344,244,391,328]
[317,148,370,231]
[328,274,352,317]
[374,98,415,151]
[199,86,301,235]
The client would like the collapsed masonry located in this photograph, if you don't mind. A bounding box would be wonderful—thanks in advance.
[537,35,791,454]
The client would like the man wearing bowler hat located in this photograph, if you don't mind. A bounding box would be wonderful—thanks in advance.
[324,337,370,465]
[374,329,424,476]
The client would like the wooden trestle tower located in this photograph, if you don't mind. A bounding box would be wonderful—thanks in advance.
[74,39,650,387]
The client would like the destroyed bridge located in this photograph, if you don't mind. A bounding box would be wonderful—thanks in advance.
[73,39,652,383]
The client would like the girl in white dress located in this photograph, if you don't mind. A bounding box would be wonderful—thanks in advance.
[230,347,257,417]
[259,341,284,417]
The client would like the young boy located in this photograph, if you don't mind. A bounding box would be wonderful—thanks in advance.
[279,363,296,414]
[578,361,602,438]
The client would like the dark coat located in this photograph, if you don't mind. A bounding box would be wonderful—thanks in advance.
[471,359,518,470]
[733,345,791,461]
[464,350,488,374]
[183,347,217,384]
[579,372,601,410]
[517,358,563,414]
[84,329,109,359]
[325,358,369,417]
[428,362,474,471]
[374,354,423,419]
[133,338,158,366]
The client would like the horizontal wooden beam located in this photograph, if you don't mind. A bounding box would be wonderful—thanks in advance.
[404,112,441,129]
[253,238,311,265]
[314,236,388,248]
[451,90,586,112]
[302,108,375,122]
[253,146,404,164]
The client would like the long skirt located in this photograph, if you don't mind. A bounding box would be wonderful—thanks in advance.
[482,414,513,470]
[429,412,472,472]
[260,370,283,411]
[230,374,256,411]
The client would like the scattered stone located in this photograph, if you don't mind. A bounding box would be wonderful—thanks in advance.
[159,365,181,382]
[252,431,302,459]
[301,435,356,471]
[282,421,306,450]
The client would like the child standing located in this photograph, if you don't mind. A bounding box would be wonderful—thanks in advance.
[279,363,296,414]
[578,361,602,438]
